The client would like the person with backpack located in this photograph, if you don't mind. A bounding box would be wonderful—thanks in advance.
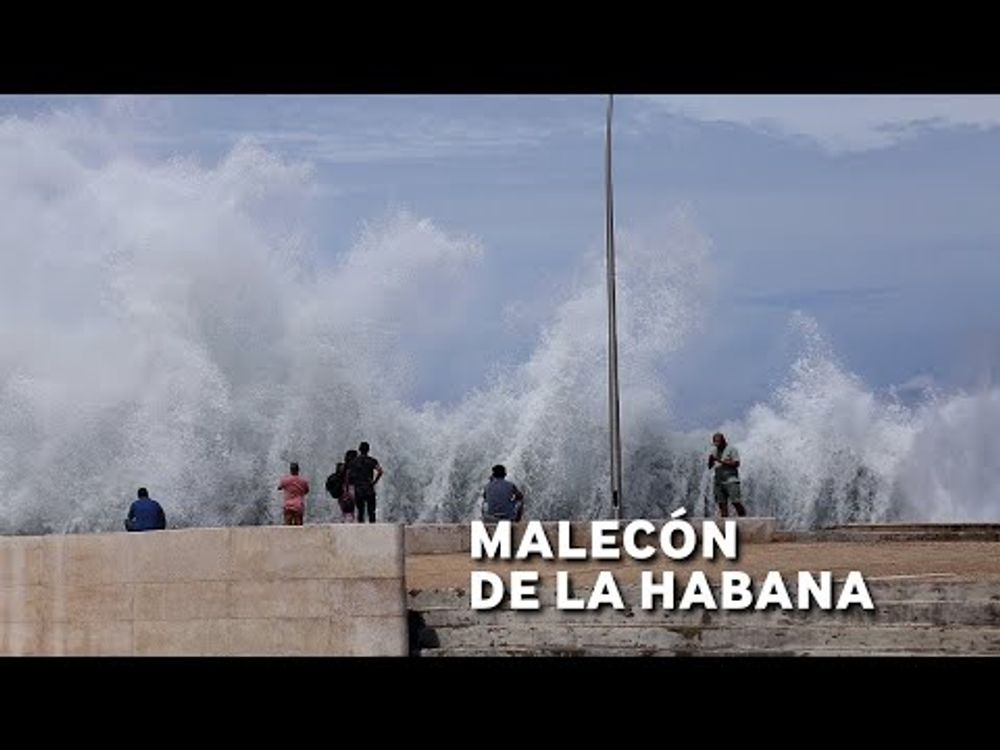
[347,441,383,523]
[327,449,357,522]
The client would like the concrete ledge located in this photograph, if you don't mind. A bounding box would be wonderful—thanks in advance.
[0,524,408,656]
[327,524,405,579]
[131,528,232,583]
[405,518,777,555]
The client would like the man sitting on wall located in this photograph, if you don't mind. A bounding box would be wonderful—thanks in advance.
[125,487,167,532]
[482,465,525,522]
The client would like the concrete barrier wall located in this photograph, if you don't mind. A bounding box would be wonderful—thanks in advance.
[0,524,407,656]
[404,518,777,556]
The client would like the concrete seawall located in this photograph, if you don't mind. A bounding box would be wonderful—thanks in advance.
[0,524,407,656]
[5,520,1000,656]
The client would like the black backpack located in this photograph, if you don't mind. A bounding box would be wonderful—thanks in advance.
[326,464,345,499]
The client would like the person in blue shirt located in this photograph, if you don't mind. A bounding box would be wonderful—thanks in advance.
[125,487,167,532]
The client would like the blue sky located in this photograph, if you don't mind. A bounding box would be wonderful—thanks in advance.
[4,94,1000,428]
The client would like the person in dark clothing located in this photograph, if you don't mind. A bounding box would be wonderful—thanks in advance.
[482,464,525,521]
[125,487,167,532]
[346,441,383,523]
[327,449,357,522]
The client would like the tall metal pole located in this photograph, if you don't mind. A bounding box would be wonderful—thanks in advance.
[605,94,623,520]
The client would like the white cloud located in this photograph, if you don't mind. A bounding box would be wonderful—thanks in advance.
[637,95,1000,153]
[893,374,938,393]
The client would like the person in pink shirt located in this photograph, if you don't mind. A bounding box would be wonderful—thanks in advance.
[277,462,310,525]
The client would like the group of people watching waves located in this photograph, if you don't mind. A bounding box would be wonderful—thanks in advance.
[278,441,384,525]
[124,433,747,531]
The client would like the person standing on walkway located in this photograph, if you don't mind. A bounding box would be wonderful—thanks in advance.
[278,462,310,525]
[347,442,383,523]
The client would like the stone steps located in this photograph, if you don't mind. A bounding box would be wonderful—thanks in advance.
[418,599,1000,628]
[418,645,990,657]
[416,623,1000,655]
[409,578,1000,656]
